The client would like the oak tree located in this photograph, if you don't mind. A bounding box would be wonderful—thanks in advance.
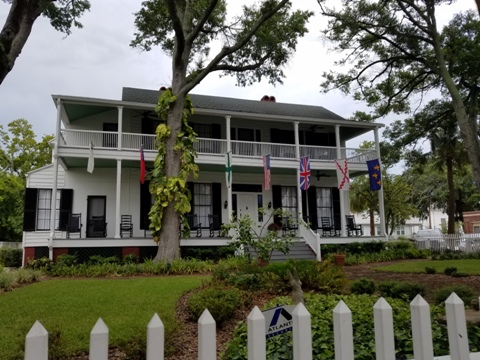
[0,0,90,84]
[131,0,312,261]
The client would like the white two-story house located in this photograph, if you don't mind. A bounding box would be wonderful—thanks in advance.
[22,87,385,264]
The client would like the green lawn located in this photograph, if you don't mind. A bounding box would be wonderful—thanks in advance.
[375,259,480,275]
[0,276,204,359]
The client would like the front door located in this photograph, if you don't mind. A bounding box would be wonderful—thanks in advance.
[235,193,258,221]
[86,196,107,237]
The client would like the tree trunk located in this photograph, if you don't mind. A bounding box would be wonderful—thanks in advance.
[446,155,456,234]
[153,89,186,262]
[0,0,45,85]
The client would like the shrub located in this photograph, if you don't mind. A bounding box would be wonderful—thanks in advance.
[56,253,78,266]
[378,281,426,301]
[123,254,138,264]
[14,268,43,284]
[88,255,120,265]
[350,278,376,295]
[433,285,475,305]
[443,267,457,276]
[451,272,469,277]
[25,257,53,271]
[0,248,22,267]
[0,271,15,291]
[181,246,236,261]
[425,267,437,274]
[187,285,243,325]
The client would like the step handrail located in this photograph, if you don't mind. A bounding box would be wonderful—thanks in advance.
[299,219,321,261]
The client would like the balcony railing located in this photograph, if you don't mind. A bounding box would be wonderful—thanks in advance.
[59,130,376,163]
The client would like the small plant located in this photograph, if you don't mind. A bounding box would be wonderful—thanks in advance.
[0,271,15,291]
[350,278,376,295]
[187,285,243,325]
[443,266,457,276]
[425,267,437,274]
[123,253,138,264]
[56,253,78,266]
[451,271,469,278]
[88,255,120,265]
[433,285,475,305]
[223,208,295,264]
[25,257,53,271]
[378,281,426,301]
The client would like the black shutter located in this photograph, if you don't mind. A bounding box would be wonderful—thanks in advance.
[187,182,195,214]
[255,129,261,142]
[140,180,151,230]
[212,124,221,139]
[301,189,307,219]
[307,186,318,230]
[59,189,73,231]
[272,185,282,225]
[23,188,38,231]
[332,187,340,218]
[212,183,222,224]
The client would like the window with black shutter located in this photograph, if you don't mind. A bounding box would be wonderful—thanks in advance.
[59,189,73,231]
[23,188,38,231]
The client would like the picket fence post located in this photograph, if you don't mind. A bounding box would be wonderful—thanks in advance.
[248,306,266,360]
[293,302,312,360]
[198,309,216,360]
[24,320,48,360]
[374,297,395,360]
[333,300,354,360]
[410,294,434,360]
[89,318,108,360]
[147,313,164,360]
[445,293,470,360]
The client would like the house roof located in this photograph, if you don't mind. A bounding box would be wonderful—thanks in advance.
[122,87,348,122]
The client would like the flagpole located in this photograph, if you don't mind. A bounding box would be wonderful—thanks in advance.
[294,122,302,222]
[375,128,387,239]
[226,116,233,224]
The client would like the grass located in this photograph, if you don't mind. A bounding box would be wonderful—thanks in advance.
[0,276,205,359]
[375,259,480,275]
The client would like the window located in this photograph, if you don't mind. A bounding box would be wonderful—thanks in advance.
[376,226,382,236]
[232,128,261,142]
[395,226,405,236]
[474,225,480,234]
[36,189,60,230]
[441,218,446,225]
[194,183,212,228]
[258,195,263,222]
[281,186,297,221]
[192,123,212,138]
[316,188,333,224]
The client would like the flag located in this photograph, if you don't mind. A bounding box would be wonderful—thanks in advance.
[367,158,382,191]
[225,151,232,188]
[87,141,94,173]
[299,156,311,190]
[140,145,146,184]
[263,154,271,191]
[334,159,350,190]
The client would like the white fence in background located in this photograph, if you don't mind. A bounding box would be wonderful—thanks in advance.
[415,233,480,253]
[23,293,480,360]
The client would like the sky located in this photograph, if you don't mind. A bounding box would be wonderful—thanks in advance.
[0,0,474,158]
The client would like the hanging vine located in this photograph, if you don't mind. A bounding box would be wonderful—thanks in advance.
[148,89,199,242]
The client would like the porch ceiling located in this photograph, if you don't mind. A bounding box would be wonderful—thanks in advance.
[64,103,113,122]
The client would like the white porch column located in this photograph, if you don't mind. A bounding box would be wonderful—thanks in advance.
[335,125,347,237]
[294,122,303,221]
[114,159,122,238]
[374,128,387,238]
[48,98,62,259]
[117,106,123,150]
[225,116,232,223]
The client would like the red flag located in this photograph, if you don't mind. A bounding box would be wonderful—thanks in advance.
[140,145,146,184]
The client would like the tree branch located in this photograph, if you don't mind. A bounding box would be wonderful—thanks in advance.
[185,0,219,46]
[165,0,185,67]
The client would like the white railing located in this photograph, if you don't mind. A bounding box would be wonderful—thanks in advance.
[194,138,227,155]
[61,130,118,149]
[22,294,479,360]
[299,219,321,261]
[122,132,156,151]
[59,130,377,163]
[344,148,377,163]
[414,233,480,252]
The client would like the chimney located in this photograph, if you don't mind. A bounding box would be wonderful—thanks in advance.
[260,95,276,102]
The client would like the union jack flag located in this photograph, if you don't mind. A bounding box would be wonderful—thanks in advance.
[299,156,311,190]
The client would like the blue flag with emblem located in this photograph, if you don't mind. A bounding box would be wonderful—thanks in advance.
[366,159,382,191]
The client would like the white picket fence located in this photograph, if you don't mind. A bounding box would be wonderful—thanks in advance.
[22,292,480,360]
[415,233,480,253]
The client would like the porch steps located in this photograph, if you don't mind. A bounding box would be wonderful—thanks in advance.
[245,240,317,262]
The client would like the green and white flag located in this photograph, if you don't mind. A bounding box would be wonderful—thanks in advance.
[225,151,232,188]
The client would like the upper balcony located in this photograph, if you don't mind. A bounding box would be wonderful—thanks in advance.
[58,129,377,166]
